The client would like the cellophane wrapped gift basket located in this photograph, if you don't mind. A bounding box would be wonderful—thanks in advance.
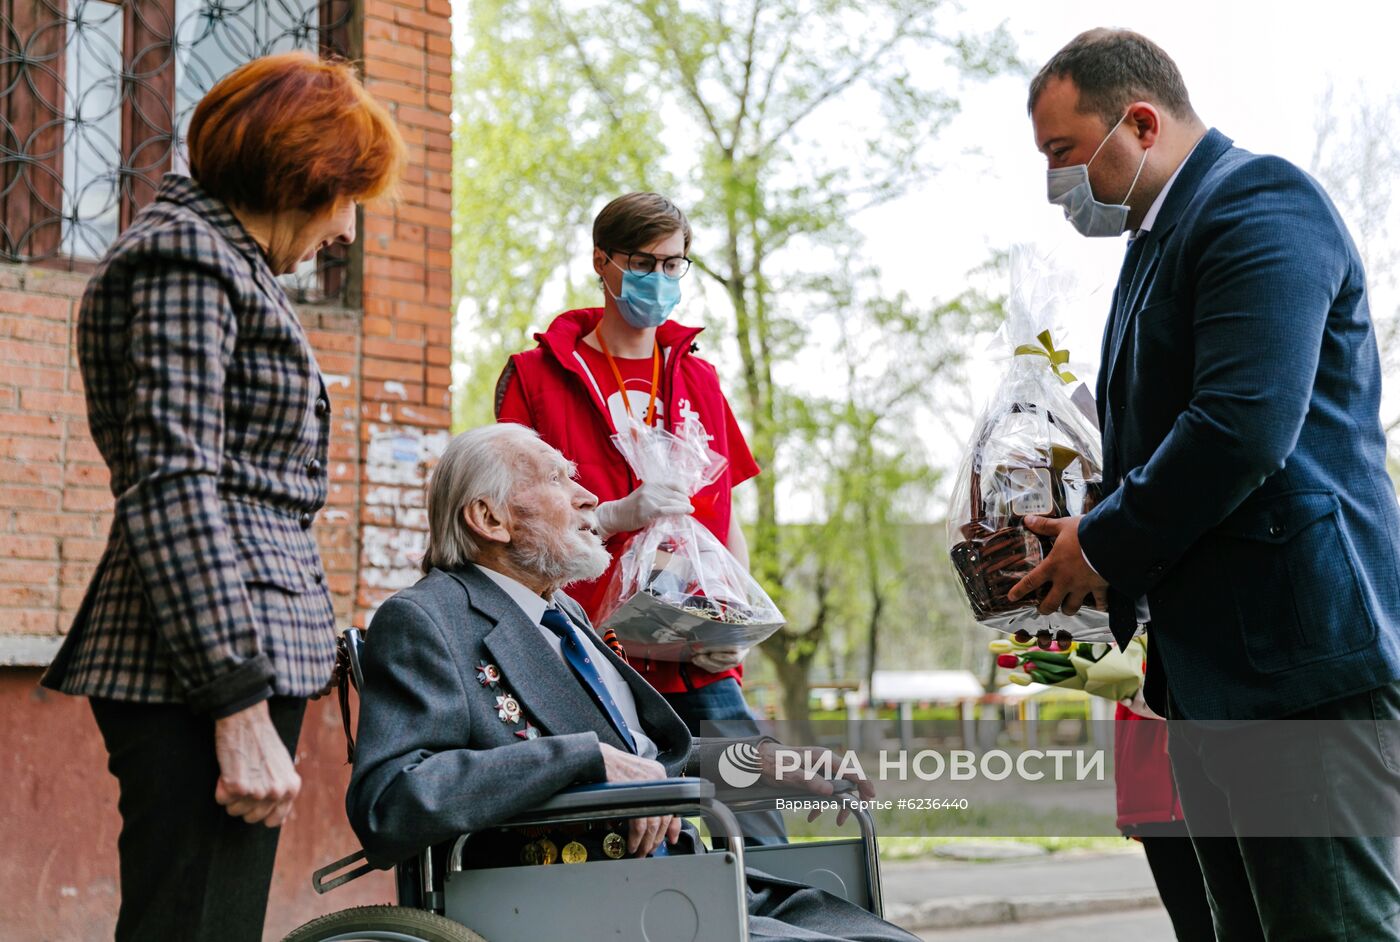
[947,249,1116,643]
[598,417,785,660]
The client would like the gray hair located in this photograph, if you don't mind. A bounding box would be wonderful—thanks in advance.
[421,423,541,574]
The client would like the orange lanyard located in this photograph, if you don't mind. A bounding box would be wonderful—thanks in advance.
[595,332,661,428]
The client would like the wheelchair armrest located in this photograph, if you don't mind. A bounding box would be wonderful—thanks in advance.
[714,772,861,802]
[508,777,715,821]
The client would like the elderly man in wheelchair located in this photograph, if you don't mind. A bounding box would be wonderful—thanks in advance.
[285,423,915,942]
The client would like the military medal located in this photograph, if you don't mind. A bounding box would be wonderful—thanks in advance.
[514,721,540,740]
[476,661,501,688]
[561,840,587,864]
[535,838,558,865]
[496,694,521,723]
[602,831,626,859]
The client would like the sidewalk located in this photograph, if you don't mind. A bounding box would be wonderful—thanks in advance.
[881,847,1164,932]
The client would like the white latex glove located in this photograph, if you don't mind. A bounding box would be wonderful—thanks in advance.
[691,645,749,674]
[595,481,693,538]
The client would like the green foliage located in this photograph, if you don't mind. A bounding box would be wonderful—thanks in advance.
[452,0,1018,714]
[452,0,670,428]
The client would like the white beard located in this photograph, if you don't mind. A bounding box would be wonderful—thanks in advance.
[507,514,610,587]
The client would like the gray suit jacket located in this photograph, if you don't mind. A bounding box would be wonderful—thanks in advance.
[348,564,733,866]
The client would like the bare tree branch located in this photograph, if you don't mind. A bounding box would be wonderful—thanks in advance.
[549,0,625,125]
[751,19,794,141]
[730,0,764,146]
[690,254,730,288]
[757,7,922,155]
[628,0,730,150]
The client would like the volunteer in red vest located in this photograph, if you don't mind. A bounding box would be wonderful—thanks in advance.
[495,193,782,842]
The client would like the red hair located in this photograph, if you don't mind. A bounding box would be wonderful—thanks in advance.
[187,51,406,215]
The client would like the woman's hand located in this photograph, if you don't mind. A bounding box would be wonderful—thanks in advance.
[213,700,301,827]
[757,741,876,827]
[691,645,749,673]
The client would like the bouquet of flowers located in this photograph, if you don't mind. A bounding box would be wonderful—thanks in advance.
[990,630,1144,701]
[597,417,784,661]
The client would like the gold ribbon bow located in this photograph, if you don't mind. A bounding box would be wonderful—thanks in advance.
[1014,330,1077,384]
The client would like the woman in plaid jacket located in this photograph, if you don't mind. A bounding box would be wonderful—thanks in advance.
[40,53,404,942]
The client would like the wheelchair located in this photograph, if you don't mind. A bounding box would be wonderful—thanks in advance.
[281,628,888,942]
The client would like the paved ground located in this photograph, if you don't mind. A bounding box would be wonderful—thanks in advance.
[879,846,1167,933]
[881,845,1155,906]
[915,907,1174,941]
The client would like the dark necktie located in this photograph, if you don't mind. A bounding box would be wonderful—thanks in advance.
[1112,235,1149,350]
[1106,234,1151,652]
[541,607,637,753]
[1102,235,1149,483]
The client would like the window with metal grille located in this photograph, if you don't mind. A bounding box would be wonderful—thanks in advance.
[0,0,354,302]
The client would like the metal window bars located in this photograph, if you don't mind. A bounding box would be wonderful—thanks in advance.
[0,0,353,302]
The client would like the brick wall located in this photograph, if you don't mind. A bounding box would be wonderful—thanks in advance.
[0,1,456,937]
[355,0,455,622]
[0,267,90,641]
[0,270,376,648]
[0,1,455,653]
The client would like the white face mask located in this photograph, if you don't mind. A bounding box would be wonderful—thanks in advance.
[1047,110,1149,238]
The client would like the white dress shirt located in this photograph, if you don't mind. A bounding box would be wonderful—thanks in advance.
[478,566,660,760]
[1135,138,1198,236]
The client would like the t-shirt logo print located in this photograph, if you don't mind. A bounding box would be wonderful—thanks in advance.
[677,397,714,443]
[607,384,666,430]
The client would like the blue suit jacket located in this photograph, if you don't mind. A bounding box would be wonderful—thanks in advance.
[1078,129,1400,720]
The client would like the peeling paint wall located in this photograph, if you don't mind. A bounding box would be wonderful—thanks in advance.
[355,425,448,601]
[356,425,450,617]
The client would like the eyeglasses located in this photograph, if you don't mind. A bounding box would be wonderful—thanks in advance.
[605,248,691,279]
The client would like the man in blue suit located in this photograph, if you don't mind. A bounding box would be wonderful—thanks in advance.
[1014,28,1400,940]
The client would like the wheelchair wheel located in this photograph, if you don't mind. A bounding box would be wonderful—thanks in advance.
[280,905,488,942]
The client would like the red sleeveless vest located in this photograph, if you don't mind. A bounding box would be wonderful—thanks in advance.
[496,308,755,693]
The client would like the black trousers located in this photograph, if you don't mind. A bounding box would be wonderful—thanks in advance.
[745,866,919,941]
[1168,681,1400,941]
[1140,831,1217,940]
[90,696,306,942]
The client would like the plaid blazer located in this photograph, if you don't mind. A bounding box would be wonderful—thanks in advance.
[41,174,338,716]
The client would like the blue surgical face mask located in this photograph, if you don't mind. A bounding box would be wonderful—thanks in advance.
[1047,110,1149,238]
[605,257,682,328]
